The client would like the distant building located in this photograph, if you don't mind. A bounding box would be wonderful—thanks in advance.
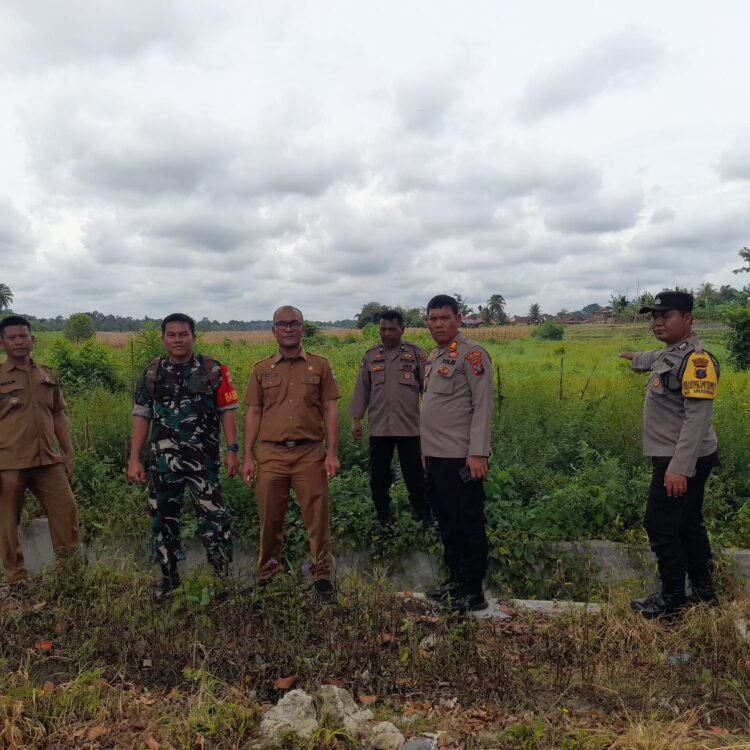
[461,316,483,328]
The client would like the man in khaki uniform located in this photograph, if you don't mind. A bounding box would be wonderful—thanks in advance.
[242,306,340,602]
[621,291,720,619]
[0,316,78,586]
[420,295,493,612]
[349,310,431,527]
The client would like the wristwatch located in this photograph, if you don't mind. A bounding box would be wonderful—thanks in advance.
[227,443,240,453]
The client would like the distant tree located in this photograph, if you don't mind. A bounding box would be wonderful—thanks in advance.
[64,313,95,343]
[532,321,564,340]
[453,293,474,317]
[400,307,426,327]
[582,303,601,314]
[484,294,508,324]
[528,303,543,324]
[733,246,750,274]
[303,320,320,340]
[718,285,742,304]
[477,304,492,325]
[556,309,570,319]
[355,302,388,329]
[726,307,750,370]
[0,283,13,311]
[610,294,629,315]
[696,282,719,305]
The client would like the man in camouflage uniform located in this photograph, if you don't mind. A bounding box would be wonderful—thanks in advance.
[128,313,240,601]
[620,291,721,619]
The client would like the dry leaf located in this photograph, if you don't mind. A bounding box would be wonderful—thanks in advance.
[35,640,53,652]
[72,728,87,740]
[273,675,297,689]
[358,694,378,705]
[87,726,110,740]
[42,681,55,693]
[710,726,728,736]
[146,736,160,749]
[378,633,397,645]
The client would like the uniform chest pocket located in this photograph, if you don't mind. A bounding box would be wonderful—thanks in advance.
[261,372,282,389]
[427,373,455,394]
[648,361,674,395]
[302,372,321,386]
[187,375,213,395]
[0,381,24,413]
[369,366,385,386]
[398,366,417,386]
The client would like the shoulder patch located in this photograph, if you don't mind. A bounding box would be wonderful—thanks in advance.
[681,352,718,399]
[466,350,485,376]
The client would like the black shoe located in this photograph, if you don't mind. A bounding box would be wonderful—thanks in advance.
[426,579,461,602]
[630,591,687,619]
[444,589,489,613]
[687,576,719,607]
[153,573,181,604]
[313,579,336,604]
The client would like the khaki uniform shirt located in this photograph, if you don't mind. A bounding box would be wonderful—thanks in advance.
[245,349,340,443]
[631,333,719,476]
[420,334,493,458]
[0,358,67,470]
[348,341,425,437]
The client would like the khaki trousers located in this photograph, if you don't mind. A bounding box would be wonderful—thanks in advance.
[255,441,332,581]
[0,463,79,583]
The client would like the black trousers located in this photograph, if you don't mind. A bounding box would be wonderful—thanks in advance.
[425,457,488,592]
[369,436,429,522]
[643,452,719,589]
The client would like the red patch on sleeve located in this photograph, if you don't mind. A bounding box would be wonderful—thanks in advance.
[466,350,485,375]
[216,364,239,407]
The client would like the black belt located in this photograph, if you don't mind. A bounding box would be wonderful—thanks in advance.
[262,439,317,449]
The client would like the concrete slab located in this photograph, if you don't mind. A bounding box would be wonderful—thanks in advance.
[510,599,603,618]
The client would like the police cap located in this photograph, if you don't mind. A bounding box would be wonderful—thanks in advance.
[639,291,694,314]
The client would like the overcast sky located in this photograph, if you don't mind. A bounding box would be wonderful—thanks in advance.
[1,0,748,320]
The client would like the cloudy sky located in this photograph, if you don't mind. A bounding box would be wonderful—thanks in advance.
[1,0,748,320]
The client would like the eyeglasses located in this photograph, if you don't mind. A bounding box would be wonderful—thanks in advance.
[274,320,302,330]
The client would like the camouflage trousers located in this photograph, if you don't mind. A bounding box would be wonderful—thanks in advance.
[147,468,233,573]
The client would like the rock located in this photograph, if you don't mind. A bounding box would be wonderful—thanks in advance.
[366,721,405,750]
[401,738,437,750]
[260,689,318,740]
[315,685,373,735]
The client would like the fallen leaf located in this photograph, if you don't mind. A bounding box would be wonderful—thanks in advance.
[146,736,160,749]
[358,694,378,705]
[72,728,87,739]
[395,678,410,686]
[273,675,297,689]
[35,640,53,652]
[710,726,728,736]
[87,726,110,740]
[42,681,55,693]
[378,633,397,645]
[323,678,346,688]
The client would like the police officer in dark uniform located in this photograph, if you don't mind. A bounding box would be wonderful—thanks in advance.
[620,291,720,618]
[420,295,493,612]
[349,310,431,527]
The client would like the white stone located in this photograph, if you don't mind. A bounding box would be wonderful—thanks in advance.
[314,685,373,735]
[366,721,405,750]
[260,689,318,740]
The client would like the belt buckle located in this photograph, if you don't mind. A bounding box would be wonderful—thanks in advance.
[283,440,296,449]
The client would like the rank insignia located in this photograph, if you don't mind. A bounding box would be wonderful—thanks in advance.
[372,364,385,372]
[652,375,661,388]
[401,352,414,360]
[677,342,688,351]
[449,341,458,351]
[437,366,450,377]
[466,350,485,375]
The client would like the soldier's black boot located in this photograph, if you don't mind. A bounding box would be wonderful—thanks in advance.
[426,578,461,602]
[154,564,181,604]
[630,579,687,620]
[444,583,488,613]
[687,574,719,607]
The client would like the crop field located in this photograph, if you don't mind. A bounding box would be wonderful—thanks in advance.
[3,323,750,748]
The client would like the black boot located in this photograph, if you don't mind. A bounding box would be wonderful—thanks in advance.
[154,565,181,604]
[687,574,719,607]
[444,584,488,613]
[426,578,461,602]
[631,579,687,620]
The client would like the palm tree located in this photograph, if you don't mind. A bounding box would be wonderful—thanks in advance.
[696,282,717,305]
[528,303,542,324]
[0,283,13,311]
[485,294,506,324]
[609,294,629,316]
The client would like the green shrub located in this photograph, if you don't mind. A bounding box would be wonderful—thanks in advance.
[532,321,564,340]
[49,338,122,392]
[725,306,750,370]
[64,312,95,342]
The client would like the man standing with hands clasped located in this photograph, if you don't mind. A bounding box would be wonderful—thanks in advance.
[242,306,340,603]
[620,291,721,619]
[420,295,493,612]
[349,310,431,528]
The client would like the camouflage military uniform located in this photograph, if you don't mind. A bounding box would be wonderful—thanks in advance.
[133,354,238,572]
